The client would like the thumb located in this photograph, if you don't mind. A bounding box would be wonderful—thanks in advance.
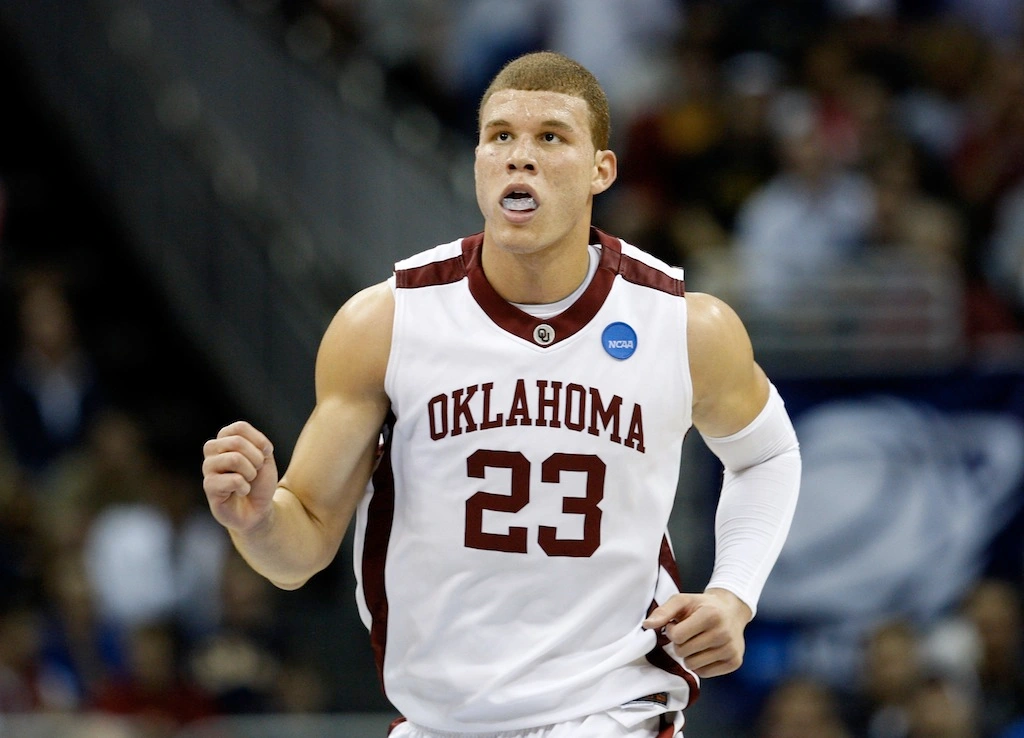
[643,592,697,630]
[251,447,280,493]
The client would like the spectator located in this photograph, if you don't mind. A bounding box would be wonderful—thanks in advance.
[895,20,981,167]
[0,269,104,475]
[36,409,155,558]
[951,46,1024,243]
[711,51,787,228]
[867,134,966,264]
[436,0,685,137]
[943,0,1024,52]
[608,43,731,266]
[755,676,853,738]
[187,553,284,714]
[36,547,128,711]
[91,619,216,732]
[0,600,44,712]
[274,658,331,714]
[907,676,980,738]
[81,464,230,634]
[542,0,686,129]
[985,178,1024,316]
[850,619,926,738]
[961,579,1024,736]
[0,471,44,613]
[732,92,876,311]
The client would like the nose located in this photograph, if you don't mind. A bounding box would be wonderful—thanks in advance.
[506,139,537,172]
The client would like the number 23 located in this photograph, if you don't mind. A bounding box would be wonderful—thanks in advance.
[464,449,605,557]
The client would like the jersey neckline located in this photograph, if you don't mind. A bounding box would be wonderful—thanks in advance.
[461,227,622,348]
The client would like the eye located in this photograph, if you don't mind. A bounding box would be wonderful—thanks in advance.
[542,132,561,143]
[496,131,512,142]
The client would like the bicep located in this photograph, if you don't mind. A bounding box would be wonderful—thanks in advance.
[278,283,393,541]
[687,292,770,438]
[278,394,387,541]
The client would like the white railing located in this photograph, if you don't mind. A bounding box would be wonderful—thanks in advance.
[693,250,968,376]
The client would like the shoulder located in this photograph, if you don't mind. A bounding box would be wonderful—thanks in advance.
[685,292,768,436]
[685,291,754,397]
[323,281,394,342]
[315,281,394,399]
[686,292,749,356]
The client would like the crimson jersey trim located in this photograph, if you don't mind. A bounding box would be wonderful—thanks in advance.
[364,410,398,692]
[391,228,685,348]
[645,535,701,705]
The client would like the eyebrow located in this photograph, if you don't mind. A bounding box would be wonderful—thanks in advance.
[483,118,575,132]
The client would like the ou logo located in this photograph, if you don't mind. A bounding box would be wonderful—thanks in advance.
[533,324,555,346]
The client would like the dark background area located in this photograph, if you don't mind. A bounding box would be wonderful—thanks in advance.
[0,29,237,476]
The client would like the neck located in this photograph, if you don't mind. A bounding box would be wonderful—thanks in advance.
[481,230,592,304]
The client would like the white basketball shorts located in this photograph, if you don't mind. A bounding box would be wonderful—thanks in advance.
[387,709,683,738]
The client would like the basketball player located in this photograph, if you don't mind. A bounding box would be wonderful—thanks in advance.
[202,52,802,737]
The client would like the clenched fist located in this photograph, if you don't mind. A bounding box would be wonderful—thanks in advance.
[202,421,279,533]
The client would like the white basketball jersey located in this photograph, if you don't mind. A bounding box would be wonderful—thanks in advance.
[353,228,698,732]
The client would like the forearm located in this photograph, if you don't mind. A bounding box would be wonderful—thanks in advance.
[700,384,802,615]
[705,448,801,613]
[230,486,343,590]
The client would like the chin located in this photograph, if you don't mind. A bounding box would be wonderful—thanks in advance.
[493,233,551,257]
[488,221,542,250]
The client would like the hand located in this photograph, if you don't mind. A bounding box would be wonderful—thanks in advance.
[643,588,753,678]
[202,421,279,533]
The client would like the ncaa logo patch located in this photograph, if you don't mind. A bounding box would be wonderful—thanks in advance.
[602,322,637,360]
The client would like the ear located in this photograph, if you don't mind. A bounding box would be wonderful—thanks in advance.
[591,149,617,195]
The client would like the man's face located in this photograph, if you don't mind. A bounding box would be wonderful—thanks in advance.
[475,89,615,256]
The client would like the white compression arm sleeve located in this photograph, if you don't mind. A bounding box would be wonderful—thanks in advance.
[698,384,801,616]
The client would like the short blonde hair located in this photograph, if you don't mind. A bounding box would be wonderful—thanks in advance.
[478,51,611,151]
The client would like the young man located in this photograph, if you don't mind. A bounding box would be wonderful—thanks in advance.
[202,52,801,737]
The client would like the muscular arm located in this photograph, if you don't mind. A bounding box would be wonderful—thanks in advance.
[202,282,393,589]
[644,291,800,677]
[687,292,769,437]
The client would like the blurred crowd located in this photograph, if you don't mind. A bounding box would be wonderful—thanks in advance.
[265,0,1024,350]
[0,0,1023,736]
[0,226,335,734]
[744,580,1024,738]
[0,39,337,735]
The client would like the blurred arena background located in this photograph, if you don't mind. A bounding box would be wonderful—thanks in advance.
[0,1,1022,737]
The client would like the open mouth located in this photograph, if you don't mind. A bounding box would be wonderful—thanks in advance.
[501,190,537,212]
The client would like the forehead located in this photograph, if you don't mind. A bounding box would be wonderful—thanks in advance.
[481,89,591,129]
